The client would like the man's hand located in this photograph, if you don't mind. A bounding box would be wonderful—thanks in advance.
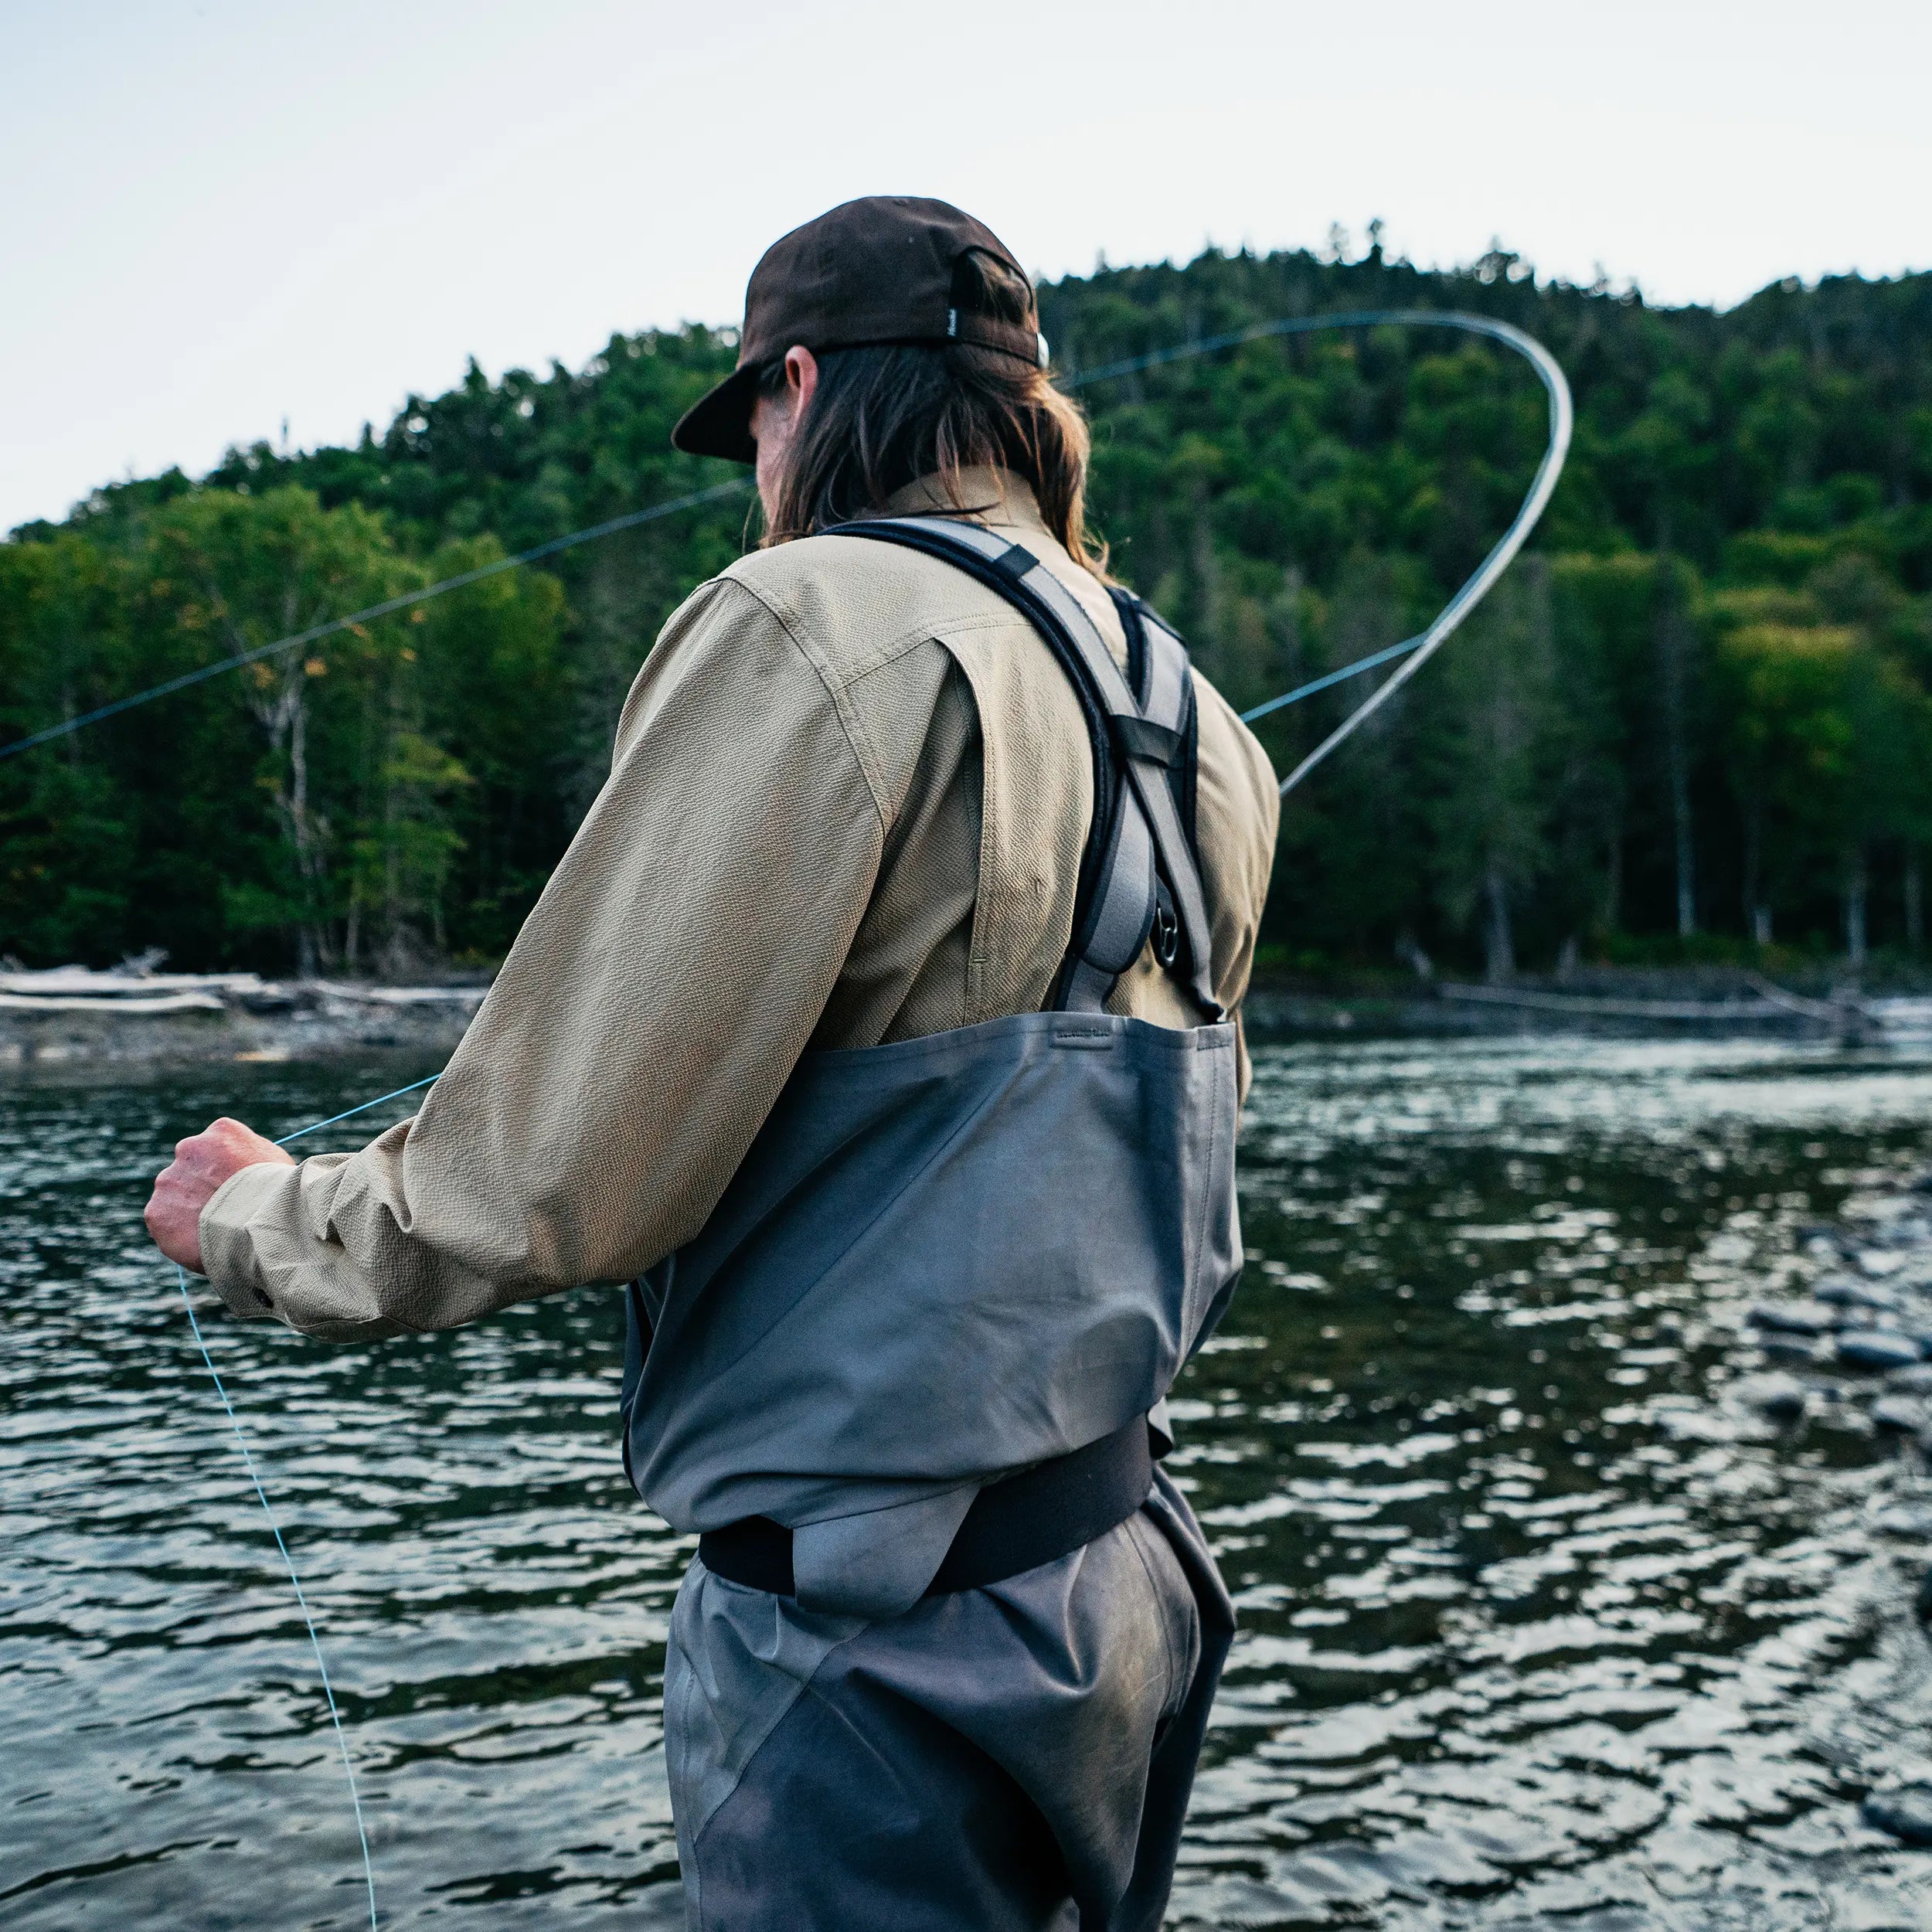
[145,1117,296,1274]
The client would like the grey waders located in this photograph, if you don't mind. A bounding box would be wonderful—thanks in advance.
[619,517,1242,1930]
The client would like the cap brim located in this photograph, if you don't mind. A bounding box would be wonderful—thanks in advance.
[671,365,761,464]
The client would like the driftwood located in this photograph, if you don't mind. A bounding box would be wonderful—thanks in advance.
[1437,977,1886,1037]
[0,962,485,1015]
[1440,982,1803,1021]
[0,961,488,1067]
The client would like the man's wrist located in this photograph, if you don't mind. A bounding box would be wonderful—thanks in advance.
[199,1160,301,1318]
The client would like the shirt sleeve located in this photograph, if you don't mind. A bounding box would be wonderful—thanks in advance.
[198,575,888,1342]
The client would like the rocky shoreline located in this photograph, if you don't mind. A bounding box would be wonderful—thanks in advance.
[1248,968,1932,1044]
[0,964,487,1069]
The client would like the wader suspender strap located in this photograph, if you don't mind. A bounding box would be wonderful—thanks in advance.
[826,516,1223,1021]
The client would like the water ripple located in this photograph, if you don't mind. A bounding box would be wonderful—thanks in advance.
[7,1039,1932,1925]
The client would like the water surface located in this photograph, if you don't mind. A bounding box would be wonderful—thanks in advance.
[6,1037,1932,1928]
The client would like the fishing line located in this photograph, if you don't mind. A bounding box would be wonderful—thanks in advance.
[9,309,1567,774]
[1238,633,1422,724]
[165,1074,441,1927]
[275,1071,441,1144]
[1216,314,1573,798]
[0,481,751,764]
[1056,308,1575,773]
[174,1263,379,1931]
[117,307,1566,1922]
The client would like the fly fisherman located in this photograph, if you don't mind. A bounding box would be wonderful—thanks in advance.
[145,195,1279,1930]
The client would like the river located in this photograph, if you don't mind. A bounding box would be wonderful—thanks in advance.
[6,1036,1932,1928]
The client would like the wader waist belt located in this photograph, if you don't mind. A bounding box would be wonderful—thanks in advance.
[698,1417,1157,1600]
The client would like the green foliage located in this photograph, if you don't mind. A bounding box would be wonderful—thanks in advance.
[6,247,1932,975]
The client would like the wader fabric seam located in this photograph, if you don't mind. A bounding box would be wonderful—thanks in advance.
[1186,1043,1224,1348]
[677,1566,868,1859]
[675,1638,709,1926]
[785,1004,1226,1070]
[1119,1509,1188,1709]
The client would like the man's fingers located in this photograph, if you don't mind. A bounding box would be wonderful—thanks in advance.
[146,1117,289,1276]
[143,1158,204,1274]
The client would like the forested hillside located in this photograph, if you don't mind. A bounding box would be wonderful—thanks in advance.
[5,240,1931,979]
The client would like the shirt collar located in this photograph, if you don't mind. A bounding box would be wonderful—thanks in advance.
[879,467,1049,536]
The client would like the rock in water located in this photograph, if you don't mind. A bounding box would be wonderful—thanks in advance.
[1871,1396,1931,1434]
[1815,1276,1896,1311]
[1736,1373,1808,1422]
[1836,1331,1923,1371]
[1865,1783,1932,1844]
[1748,1301,1838,1335]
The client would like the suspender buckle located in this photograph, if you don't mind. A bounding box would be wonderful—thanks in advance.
[1151,883,1181,969]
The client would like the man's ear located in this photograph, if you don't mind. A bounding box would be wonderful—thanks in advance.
[785,345,819,419]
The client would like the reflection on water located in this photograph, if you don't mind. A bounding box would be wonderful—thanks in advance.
[5,1038,1932,1928]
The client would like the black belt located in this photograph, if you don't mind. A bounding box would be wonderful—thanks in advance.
[697,1416,1156,1599]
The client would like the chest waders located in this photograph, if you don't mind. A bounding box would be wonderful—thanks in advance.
[621,518,1241,1932]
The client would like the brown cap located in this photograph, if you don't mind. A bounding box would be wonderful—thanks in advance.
[671,196,1045,464]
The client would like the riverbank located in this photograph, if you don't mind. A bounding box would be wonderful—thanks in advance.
[0,964,486,1069]
[7,958,1932,1069]
[1250,962,1932,1043]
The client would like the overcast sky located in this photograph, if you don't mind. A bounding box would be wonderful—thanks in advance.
[5,0,1928,535]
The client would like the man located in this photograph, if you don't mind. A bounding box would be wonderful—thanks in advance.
[148,195,1279,1930]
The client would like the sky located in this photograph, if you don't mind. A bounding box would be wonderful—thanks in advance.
[5,0,1929,536]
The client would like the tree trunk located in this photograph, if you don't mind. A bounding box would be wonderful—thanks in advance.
[1844,845,1868,973]
[1394,930,1433,980]
[1483,859,1515,984]
[1906,849,1924,955]
[1655,558,1697,937]
[222,569,334,977]
[1668,746,1696,939]
[285,688,329,977]
[1741,799,1762,944]
[1189,500,1221,677]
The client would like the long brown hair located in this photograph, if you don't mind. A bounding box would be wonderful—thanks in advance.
[759,250,1105,573]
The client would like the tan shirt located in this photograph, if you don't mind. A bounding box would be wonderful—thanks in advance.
[200,472,1279,1341]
